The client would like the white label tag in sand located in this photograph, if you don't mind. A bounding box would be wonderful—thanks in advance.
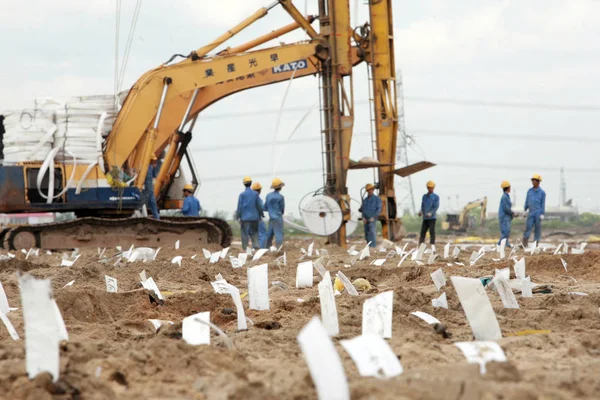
[0,310,19,340]
[495,268,510,280]
[307,242,314,257]
[248,263,269,310]
[432,292,448,309]
[430,268,446,291]
[521,276,533,298]
[220,247,229,259]
[452,246,460,259]
[139,270,147,282]
[443,243,450,259]
[296,261,314,288]
[210,276,230,294]
[175,240,180,250]
[492,276,520,309]
[318,271,339,336]
[371,259,386,266]
[336,271,358,296]
[51,299,69,342]
[182,311,210,345]
[362,291,393,339]
[499,239,506,259]
[226,284,247,331]
[142,277,163,300]
[209,252,220,264]
[202,249,211,259]
[0,281,10,315]
[252,249,268,261]
[415,243,426,261]
[397,249,414,267]
[513,257,526,280]
[455,341,507,374]
[358,244,370,261]
[410,311,441,325]
[171,256,182,266]
[297,317,349,400]
[105,275,117,293]
[341,334,403,379]
[560,258,568,272]
[450,276,502,341]
[148,319,174,331]
[313,260,327,277]
[19,274,60,381]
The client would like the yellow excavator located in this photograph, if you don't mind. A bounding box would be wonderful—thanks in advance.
[443,197,488,232]
[0,0,432,249]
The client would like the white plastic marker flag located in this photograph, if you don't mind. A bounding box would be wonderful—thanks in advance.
[18,273,60,381]
[427,253,437,265]
[210,274,230,294]
[347,245,359,256]
[492,276,520,309]
[513,257,526,280]
[220,247,229,259]
[521,276,533,298]
[529,241,537,255]
[451,276,502,341]
[175,240,180,250]
[153,247,161,260]
[318,271,339,336]
[312,260,327,278]
[0,281,10,314]
[296,261,314,288]
[341,334,403,379]
[358,244,371,261]
[452,246,460,259]
[307,242,314,257]
[226,284,247,331]
[104,275,118,293]
[248,263,269,310]
[560,258,568,272]
[0,311,19,340]
[209,252,220,264]
[238,253,248,266]
[202,249,212,259]
[60,255,80,267]
[252,248,268,261]
[553,243,563,255]
[495,268,510,281]
[171,256,183,266]
[371,259,386,266]
[148,319,174,331]
[411,311,441,325]
[141,277,164,300]
[336,271,359,296]
[182,311,210,345]
[269,246,277,252]
[362,291,393,339]
[397,249,414,267]
[443,243,450,259]
[61,280,75,289]
[432,292,448,309]
[562,242,569,255]
[499,238,506,259]
[139,270,148,282]
[51,299,69,342]
[430,268,446,291]
[414,243,426,261]
[455,341,507,374]
[297,317,350,400]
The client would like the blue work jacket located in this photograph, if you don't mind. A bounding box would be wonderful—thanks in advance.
[361,194,382,220]
[265,191,285,220]
[524,187,546,216]
[182,196,201,217]
[145,165,156,192]
[421,193,439,220]
[237,187,263,222]
[498,192,513,221]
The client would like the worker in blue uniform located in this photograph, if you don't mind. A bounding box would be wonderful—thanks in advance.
[145,155,160,219]
[523,174,546,247]
[498,180,515,247]
[181,184,201,217]
[252,181,267,248]
[265,178,286,248]
[361,183,382,248]
[419,181,439,245]
[236,176,263,250]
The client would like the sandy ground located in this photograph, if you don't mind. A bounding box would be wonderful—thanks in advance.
[0,237,599,400]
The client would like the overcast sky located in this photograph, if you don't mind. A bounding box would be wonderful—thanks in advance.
[1,0,599,221]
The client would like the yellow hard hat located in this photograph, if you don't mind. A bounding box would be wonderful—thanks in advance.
[243,176,252,184]
[251,182,262,190]
[333,277,345,292]
[531,174,542,181]
[501,180,511,189]
[151,154,157,161]
[271,177,285,189]
[426,181,435,188]
[183,184,194,192]
[365,183,375,191]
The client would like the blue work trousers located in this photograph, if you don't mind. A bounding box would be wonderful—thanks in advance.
[523,214,542,242]
[258,220,267,249]
[267,218,284,248]
[145,191,160,219]
[364,220,377,248]
[498,219,512,247]
[241,221,260,250]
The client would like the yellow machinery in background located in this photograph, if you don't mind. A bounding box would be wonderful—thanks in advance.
[443,197,488,232]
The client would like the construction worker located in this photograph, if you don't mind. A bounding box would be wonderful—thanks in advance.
[523,174,546,247]
[145,155,160,219]
[361,183,382,248]
[498,181,515,247]
[181,184,201,217]
[252,182,267,248]
[418,181,439,245]
[236,176,263,250]
[265,178,285,248]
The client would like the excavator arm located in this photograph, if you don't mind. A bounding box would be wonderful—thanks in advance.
[459,197,488,228]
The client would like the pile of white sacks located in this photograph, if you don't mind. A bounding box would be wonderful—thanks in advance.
[2,95,118,167]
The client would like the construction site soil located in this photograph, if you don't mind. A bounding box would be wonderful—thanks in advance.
[0,238,599,399]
